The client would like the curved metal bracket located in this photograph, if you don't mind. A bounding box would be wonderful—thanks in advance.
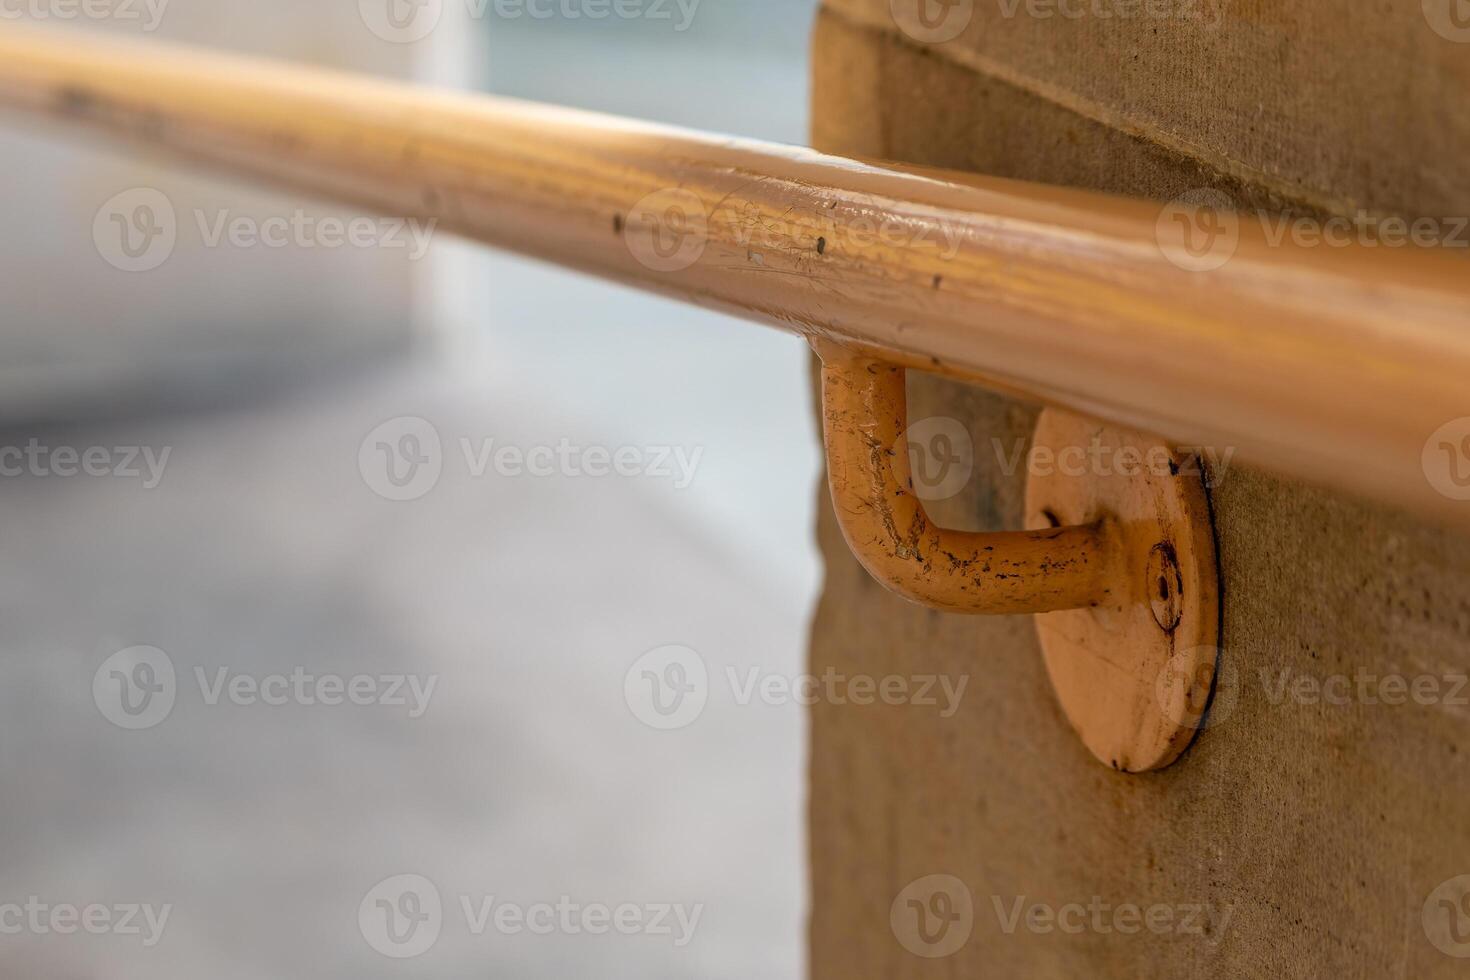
[814,341,1221,771]
[816,342,1118,615]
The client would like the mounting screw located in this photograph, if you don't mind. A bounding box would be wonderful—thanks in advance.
[1147,543,1183,631]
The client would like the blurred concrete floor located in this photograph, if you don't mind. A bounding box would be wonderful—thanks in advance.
[0,6,820,976]
[0,345,813,978]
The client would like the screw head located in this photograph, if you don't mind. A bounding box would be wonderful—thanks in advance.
[1147,543,1184,631]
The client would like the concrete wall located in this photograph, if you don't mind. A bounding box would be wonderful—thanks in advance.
[808,4,1470,976]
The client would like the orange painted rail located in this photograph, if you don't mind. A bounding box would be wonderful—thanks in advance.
[2,26,1469,528]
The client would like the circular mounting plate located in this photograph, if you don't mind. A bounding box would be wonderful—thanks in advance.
[1024,408,1220,772]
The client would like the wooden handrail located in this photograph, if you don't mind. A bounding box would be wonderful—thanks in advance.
[2,26,1469,529]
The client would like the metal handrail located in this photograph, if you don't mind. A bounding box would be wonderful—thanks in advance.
[2,26,1469,530]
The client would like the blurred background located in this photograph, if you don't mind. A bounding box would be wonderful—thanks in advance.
[0,1,821,976]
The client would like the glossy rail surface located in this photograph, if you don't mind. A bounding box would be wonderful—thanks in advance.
[2,27,1469,527]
